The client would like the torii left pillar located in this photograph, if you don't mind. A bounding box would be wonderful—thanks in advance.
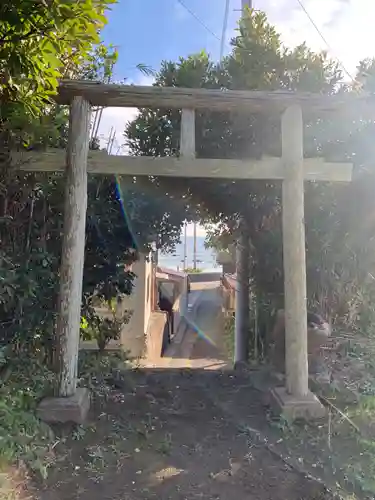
[37,96,91,424]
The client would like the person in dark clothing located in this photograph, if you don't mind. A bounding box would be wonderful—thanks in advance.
[158,294,173,315]
[158,286,174,344]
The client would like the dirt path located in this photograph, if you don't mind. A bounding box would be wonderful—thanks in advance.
[35,369,331,500]
[33,283,334,499]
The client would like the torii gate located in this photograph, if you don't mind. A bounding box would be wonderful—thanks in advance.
[24,80,371,422]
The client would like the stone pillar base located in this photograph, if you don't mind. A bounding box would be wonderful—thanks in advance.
[269,386,326,421]
[37,388,90,424]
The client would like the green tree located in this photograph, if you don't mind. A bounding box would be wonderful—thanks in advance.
[0,41,126,355]
[0,0,133,355]
[126,9,375,334]
[0,0,115,112]
[0,0,115,218]
[0,2,190,355]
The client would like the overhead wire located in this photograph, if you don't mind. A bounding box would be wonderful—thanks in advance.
[295,0,355,83]
[176,0,221,41]
[176,0,236,61]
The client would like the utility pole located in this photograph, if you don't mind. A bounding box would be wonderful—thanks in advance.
[241,0,252,9]
[154,235,159,266]
[193,222,197,270]
[220,0,230,61]
[183,221,187,271]
[234,0,252,366]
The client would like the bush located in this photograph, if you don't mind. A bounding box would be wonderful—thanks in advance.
[185,268,203,274]
[0,347,127,479]
[0,350,55,479]
[81,313,123,352]
[80,298,132,352]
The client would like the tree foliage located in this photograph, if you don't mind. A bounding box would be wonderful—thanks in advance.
[0,0,193,357]
[0,0,196,479]
[126,9,375,333]
[0,2,130,355]
[0,50,137,356]
[0,0,115,113]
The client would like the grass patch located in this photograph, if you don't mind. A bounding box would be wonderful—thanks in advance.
[154,433,173,455]
[268,337,375,499]
[0,349,126,483]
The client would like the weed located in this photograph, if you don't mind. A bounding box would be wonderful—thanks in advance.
[72,426,87,441]
[155,433,172,455]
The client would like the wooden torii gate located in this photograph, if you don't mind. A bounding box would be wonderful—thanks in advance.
[27,80,371,422]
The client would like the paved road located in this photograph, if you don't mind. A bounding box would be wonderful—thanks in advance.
[144,280,228,370]
[162,281,228,369]
[189,282,228,365]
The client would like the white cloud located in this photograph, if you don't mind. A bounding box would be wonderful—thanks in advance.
[262,0,375,78]
[96,107,138,153]
[97,1,375,154]
[185,223,207,237]
[96,74,155,152]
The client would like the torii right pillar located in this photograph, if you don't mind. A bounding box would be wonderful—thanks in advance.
[270,104,325,420]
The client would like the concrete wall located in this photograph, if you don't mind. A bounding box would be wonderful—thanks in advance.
[221,274,236,315]
[79,252,154,355]
[145,310,168,361]
[120,252,154,358]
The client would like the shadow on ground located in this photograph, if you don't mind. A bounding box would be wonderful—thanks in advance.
[34,369,333,500]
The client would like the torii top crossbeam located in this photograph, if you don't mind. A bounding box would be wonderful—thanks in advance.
[55,79,375,114]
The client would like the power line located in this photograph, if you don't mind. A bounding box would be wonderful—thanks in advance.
[295,0,354,82]
[176,0,221,41]
[220,0,231,60]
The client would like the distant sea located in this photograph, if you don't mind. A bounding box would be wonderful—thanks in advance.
[159,236,220,272]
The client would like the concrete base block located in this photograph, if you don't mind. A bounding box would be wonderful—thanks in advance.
[269,386,326,421]
[37,388,90,424]
[233,361,249,372]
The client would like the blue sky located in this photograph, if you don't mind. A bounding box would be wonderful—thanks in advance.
[99,0,375,90]
[101,0,240,84]
[97,0,375,236]
[98,0,375,155]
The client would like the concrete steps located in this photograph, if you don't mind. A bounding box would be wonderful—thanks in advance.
[140,281,231,372]
[139,356,229,370]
